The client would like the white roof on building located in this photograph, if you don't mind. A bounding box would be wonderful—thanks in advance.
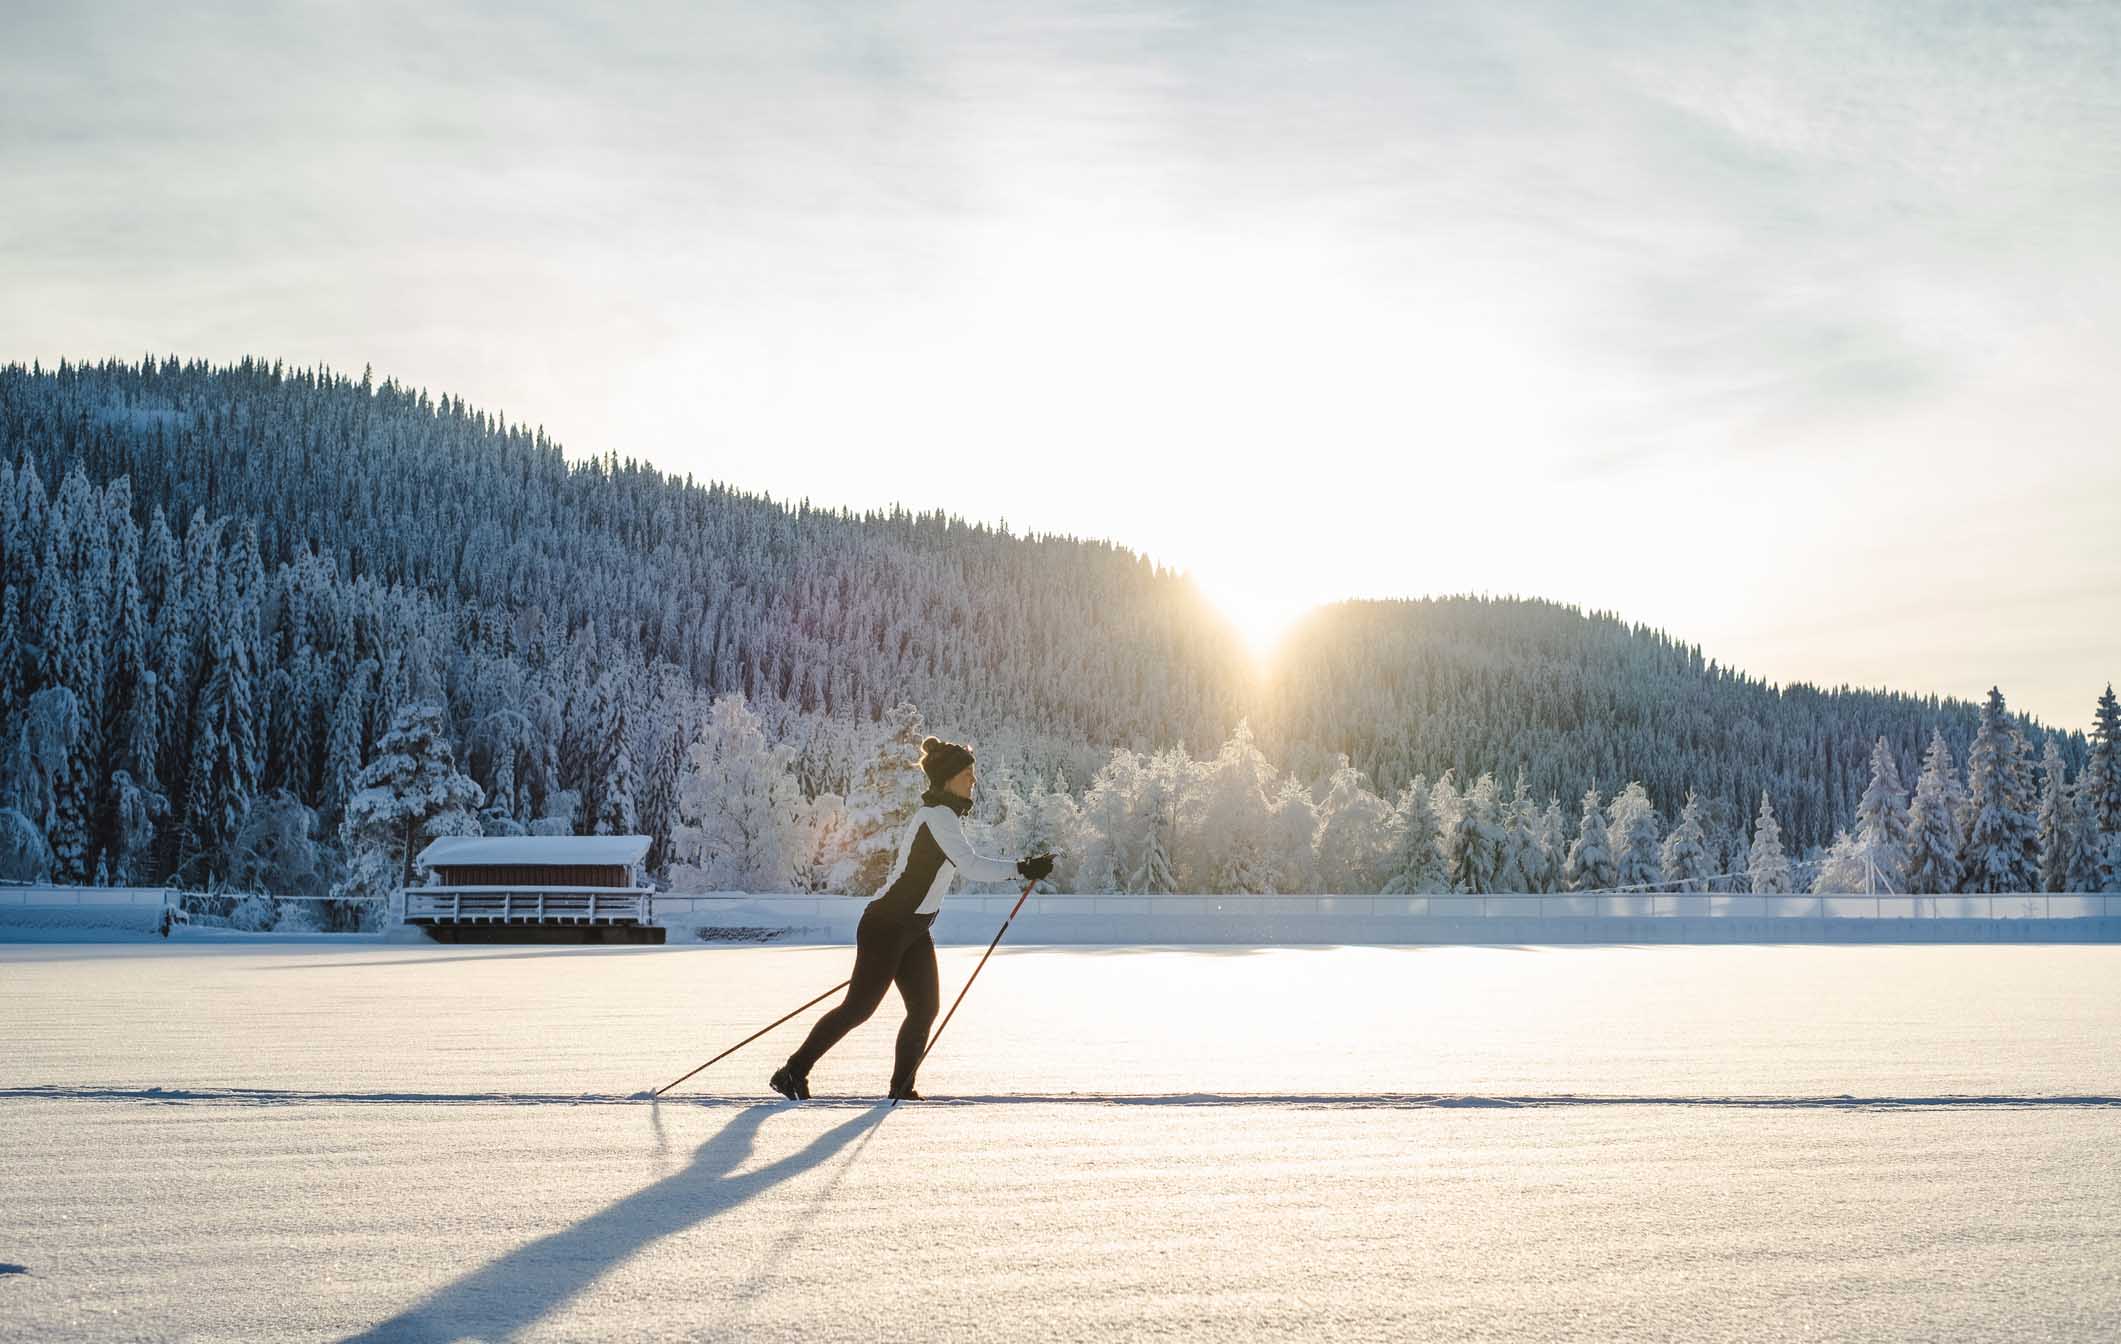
[417,835,651,867]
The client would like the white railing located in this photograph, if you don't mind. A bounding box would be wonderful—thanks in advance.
[400,885,655,925]
[0,885,179,908]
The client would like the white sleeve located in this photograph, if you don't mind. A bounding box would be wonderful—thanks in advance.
[927,807,1021,883]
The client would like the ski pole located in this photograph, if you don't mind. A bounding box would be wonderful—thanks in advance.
[651,977,853,1098]
[897,878,1038,1106]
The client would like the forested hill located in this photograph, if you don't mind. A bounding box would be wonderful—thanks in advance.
[1,355,1250,758]
[1253,598,2071,852]
[0,356,2080,894]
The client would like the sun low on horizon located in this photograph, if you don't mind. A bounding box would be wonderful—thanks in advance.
[1185,569,1324,667]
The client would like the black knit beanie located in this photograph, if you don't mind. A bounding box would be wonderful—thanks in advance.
[918,736,975,791]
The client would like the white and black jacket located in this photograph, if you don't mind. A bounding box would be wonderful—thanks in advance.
[870,789,1020,919]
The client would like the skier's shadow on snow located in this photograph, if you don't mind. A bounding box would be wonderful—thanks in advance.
[341,1102,884,1344]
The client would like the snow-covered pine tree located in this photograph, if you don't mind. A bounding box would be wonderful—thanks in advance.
[589,673,641,837]
[2035,740,2080,893]
[1446,773,1505,894]
[1529,799,1567,894]
[841,701,929,896]
[1904,729,1964,895]
[1127,761,1180,895]
[2067,777,2104,894]
[638,714,689,874]
[105,769,164,885]
[183,597,261,879]
[1658,789,1713,892]
[1381,775,1448,895]
[667,692,798,892]
[1747,791,1792,894]
[2084,685,2121,892]
[2004,723,2040,891]
[40,580,96,882]
[1495,773,1543,893]
[1131,811,1178,894]
[0,585,21,725]
[1850,736,1911,894]
[1959,688,2038,894]
[335,703,484,926]
[1564,788,1617,892]
[1607,782,1662,890]
[322,660,377,826]
[96,508,156,870]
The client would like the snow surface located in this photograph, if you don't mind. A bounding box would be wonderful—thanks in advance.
[4,942,2119,1341]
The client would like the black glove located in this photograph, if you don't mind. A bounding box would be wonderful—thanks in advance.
[1016,852,1056,882]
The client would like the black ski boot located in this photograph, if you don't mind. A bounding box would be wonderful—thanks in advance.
[769,1065,810,1101]
[888,1082,921,1102]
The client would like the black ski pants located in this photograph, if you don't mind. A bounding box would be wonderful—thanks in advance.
[786,903,939,1092]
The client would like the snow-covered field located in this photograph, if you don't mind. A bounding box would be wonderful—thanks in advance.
[5,941,2118,1341]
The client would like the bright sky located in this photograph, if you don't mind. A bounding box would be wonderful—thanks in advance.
[4,2,2117,727]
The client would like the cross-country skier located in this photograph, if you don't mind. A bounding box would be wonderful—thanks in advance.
[771,737,1056,1102]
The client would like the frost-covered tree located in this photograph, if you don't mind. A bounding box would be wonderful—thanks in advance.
[2035,741,2080,893]
[1072,750,1139,896]
[10,687,87,859]
[227,791,325,898]
[841,701,928,896]
[1192,726,1275,893]
[321,660,376,827]
[588,674,641,837]
[790,792,851,894]
[1959,688,2037,893]
[1849,737,1911,894]
[1381,776,1448,895]
[1445,773,1505,893]
[1127,757,1182,895]
[335,703,484,922]
[0,805,51,882]
[1314,755,1393,893]
[1496,774,1546,893]
[105,769,166,885]
[2066,780,2102,893]
[0,359,2101,899]
[668,692,798,893]
[1658,789,1713,892]
[1564,789,1617,892]
[183,599,261,877]
[0,586,22,720]
[2084,685,2121,892]
[1904,730,1964,896]
[1812,829,1866,895]
[1607,783,1662,890]
[1261,775,1318,894]
[1747,791,1792,895]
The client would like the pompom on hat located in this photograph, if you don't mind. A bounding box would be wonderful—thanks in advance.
[918,736,976,790]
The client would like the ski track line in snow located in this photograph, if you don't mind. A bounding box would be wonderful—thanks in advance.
[5,1085,2120,1111]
